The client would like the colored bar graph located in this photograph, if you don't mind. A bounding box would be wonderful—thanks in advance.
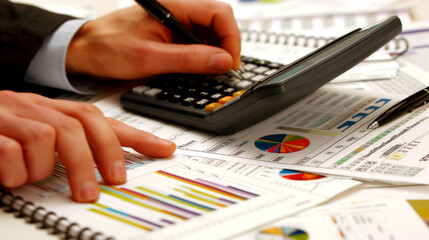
[136,186,214,212]
[100,186,188,220]
[88,208,152,231]
[181,186,236,205]
[157,170,251,200]
[87,165,261,233]
[93,203,163,228]
[119,187,201,217]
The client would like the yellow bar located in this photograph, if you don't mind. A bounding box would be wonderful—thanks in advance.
[174,188,226,207]
[88,208,152,231]
[137,186,211,212]
[100,187,187,220]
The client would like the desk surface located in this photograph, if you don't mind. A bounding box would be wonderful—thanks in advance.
[2,0,429,239]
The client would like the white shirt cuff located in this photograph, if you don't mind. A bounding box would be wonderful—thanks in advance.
[24,19,95,95]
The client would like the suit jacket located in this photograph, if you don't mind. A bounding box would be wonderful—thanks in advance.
[0,0,74,91]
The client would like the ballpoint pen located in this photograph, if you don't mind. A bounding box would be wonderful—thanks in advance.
[135,0,243,79]
[367,86,429,129]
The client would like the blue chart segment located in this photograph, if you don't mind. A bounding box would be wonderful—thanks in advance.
[254,134,310,153]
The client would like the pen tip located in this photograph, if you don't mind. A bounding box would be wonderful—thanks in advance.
[367,122,379,129]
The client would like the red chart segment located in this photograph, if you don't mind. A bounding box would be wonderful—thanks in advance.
[254,134,310,153]
[279,169,325,181]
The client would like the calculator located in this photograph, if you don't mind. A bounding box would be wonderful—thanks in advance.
[120,16,402,134]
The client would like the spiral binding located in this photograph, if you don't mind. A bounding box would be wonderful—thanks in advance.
[0,189,110,240]
[240,29,410,56]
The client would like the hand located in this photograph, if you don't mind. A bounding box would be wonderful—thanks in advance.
[65,0,241,80]
[0,91,176,202]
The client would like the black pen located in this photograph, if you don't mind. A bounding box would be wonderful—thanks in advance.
[368,86,429,129]
[135,0,243,79]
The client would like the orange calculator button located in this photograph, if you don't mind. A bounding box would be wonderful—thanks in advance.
[218,96,233,105]
[205,102,222,112]
[233,90,245,98]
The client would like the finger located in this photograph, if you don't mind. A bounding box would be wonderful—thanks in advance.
[0,113,56,183]
[0,135,26,187]
[163,0,242,68]
[2,91,99,202]
[143,42,234,74]
[106,118,176,158]
[23,95,127,186]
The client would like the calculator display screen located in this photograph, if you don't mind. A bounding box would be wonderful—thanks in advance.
[267,28,368,84]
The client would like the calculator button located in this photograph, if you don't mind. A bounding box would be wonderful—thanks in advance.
[198,91,211,98]
[267,62,283,68]
[253,66,270,74]
[241,72,256,79]
[156,91,169,100]
[241,56,257,63]
[186,88,198,96]
[169,94,183,103]
[212,74,230,83]
[205,102,221,112]
[210,93,225,101]
[181,97,197,106]
[223,87,236,95]
[243,63,257,71]
[224,77,241,87]
[200,81,214,89]
[213,84,225,92]
[264,69,279,75]
[194,99,211,108]
[233,90,245,97]
[234,80,253,90]
[218,96,233,105]
[254,59,271,66]
[144,88,162,97]
[250,75,266,82]
[132,85,150,94]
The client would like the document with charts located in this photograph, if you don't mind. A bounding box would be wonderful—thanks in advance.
[6,153,359,240]
[234,198,429,240]
[94,81,429,184]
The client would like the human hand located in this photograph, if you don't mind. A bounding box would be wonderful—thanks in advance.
[65,0,241,80]
[0,91,176,202]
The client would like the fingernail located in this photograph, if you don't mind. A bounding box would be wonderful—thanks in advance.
[79,181,99,202]
[111,161,126,183]
[208,53,232,71]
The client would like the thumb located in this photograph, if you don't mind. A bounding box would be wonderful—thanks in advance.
[152,43,234,74]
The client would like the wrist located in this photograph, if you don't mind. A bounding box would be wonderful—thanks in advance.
[66,21,92,75]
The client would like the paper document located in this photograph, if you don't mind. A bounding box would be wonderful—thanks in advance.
[11,154,352,240]
[94,85,429,184]
[234,198,429,240]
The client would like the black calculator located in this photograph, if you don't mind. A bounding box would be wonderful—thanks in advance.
[120,16,402,134]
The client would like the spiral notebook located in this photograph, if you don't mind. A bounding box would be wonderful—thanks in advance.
[0,153,342,240]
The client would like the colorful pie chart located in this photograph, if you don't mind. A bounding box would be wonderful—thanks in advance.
[256,226,309,240]
[254,134,310,153]
[279,169,325,181]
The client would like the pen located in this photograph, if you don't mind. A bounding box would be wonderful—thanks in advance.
[367,86,429,129]
[135,0,243,79]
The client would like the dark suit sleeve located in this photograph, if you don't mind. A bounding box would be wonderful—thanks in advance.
[0,0,75,91]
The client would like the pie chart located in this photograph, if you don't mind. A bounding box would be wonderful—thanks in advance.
[279,169,325,181]
[256,226,309,240]
[254,134,310,153]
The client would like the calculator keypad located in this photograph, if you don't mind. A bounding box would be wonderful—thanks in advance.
[131,56,283,112]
